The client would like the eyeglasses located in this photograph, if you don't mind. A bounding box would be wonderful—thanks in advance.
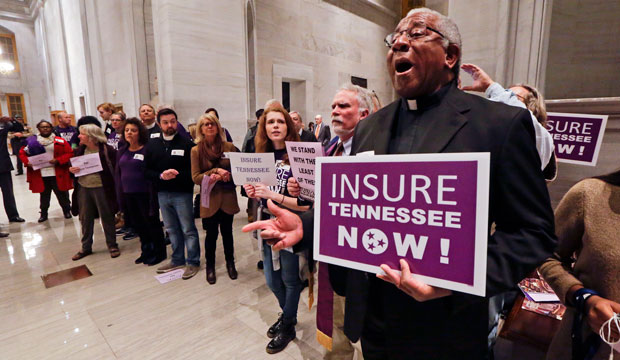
[202,122,216,128]
[384,23,445,47]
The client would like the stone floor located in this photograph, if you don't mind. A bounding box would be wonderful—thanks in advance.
[0,158,324,359]
[0,156,548,359]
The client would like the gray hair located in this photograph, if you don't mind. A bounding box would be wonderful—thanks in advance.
[338,83,374,114]
[79,124,108,144]
[407,7,462,79]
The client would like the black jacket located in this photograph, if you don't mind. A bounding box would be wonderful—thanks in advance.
[0,121,18,172]
[145,133,196,193]
[300,84,557,359]
[299,129,318,143]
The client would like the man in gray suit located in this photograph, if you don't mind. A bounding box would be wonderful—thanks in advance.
[290,111,318,143]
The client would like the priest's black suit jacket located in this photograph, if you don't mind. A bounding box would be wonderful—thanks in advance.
[299,84,556,359]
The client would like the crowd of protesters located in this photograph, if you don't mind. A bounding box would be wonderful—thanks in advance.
[2,7,619,359]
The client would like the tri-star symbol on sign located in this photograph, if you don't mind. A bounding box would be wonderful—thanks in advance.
[362,229,388,255]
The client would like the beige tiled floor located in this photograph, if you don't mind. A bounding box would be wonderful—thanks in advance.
[0,161,324,359]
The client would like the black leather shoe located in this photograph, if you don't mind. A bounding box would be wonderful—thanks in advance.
[9,217,25,223]
[266,323,296,354]
[134,256,144,264]
[226,263,238,280]
[267,315,297,338]
[206,268,216,284]
[63,211,72,219]
[38,214,48,223]
[0,232,8,238]
[145,255,166,266]
[123,232,137,240]
[257,260,263,270]
[15,172,23,176]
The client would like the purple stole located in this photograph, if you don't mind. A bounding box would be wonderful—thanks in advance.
[316,138,340,351]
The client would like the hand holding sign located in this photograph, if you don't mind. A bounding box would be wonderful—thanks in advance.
[242,200,303,251]
[243,184,256,198]
[378,259,452,302]
[287,177,301,197]
[254,184,277,201]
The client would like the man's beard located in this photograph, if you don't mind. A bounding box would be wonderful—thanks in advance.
[332,118,354,138]
[163,128,177,136]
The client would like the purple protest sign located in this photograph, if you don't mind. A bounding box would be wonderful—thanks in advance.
[314,153,490,296]
[546,112,608,166]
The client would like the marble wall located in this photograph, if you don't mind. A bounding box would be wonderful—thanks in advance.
[0,20,48,125]
[545,0,620,99]
[152,0,249,143]
[254,0,398,127]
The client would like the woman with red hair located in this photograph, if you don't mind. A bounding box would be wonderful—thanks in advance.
[243,104,309,354]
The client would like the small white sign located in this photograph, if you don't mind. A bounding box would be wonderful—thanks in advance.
[154,269,184,284]
[226,152,277,186]
[28,152,54,171]
[70,153,103,177]
[171,149,184,156]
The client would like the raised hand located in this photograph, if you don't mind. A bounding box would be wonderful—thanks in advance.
[461,63,493,92]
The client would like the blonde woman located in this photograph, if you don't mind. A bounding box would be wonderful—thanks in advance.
[191,113,239,284]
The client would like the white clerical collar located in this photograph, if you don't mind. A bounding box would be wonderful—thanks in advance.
[145,122,156,129]
[298,128,303,136]
[163,133,176,141]
[339,136,353,156]
[407,99,418,110]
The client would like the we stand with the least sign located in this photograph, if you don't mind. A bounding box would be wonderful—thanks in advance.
[314,153,490,297]
[285,141,324,201]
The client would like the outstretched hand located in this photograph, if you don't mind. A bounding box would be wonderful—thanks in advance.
[378,259,452,302]
[461,63,493,93]
[242,199,303,251]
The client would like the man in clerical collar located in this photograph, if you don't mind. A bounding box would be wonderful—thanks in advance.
[244,7,556,359]
[289,111,318,143]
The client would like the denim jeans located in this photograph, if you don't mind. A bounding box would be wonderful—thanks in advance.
[158,192,200,267]
[263,242,303,323]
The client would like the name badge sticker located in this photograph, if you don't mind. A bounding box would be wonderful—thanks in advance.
[106,128,112,134]
[171,149,184,156]
[151,133,161,138]
[133,154,144,161]
[55,138,65,143]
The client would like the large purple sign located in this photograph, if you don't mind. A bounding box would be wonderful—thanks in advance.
[547,112,608,166]
[314,153,490,296]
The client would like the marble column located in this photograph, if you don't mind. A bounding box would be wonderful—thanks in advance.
[152,0,249,143]
[452,0,553,91]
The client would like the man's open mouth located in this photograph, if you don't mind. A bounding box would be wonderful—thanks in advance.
[395,59,413,73]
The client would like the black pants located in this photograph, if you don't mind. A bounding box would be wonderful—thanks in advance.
[14,155,23,174]
[360,277,488,360]
[201,209,235,268]
[41,176,71,215]
[124,192,166,262]
[0,171,19,219]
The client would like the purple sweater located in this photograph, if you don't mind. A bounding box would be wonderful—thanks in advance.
[118,147,148,193]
